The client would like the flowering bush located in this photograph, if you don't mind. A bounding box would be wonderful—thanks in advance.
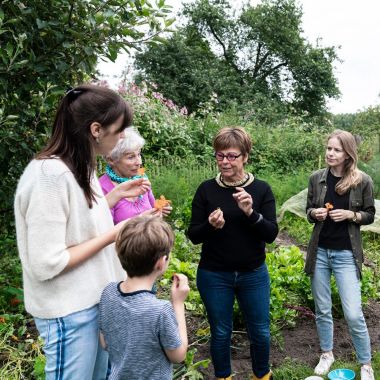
[117,82,217,160]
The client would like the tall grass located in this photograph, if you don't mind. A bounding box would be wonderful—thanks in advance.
[257,169,310,210]
[145,157,311,212]
[145,157,217,207]
[360,152,380,198]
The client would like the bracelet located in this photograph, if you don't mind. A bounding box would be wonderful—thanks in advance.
[254,213,263,224]
[352,212,358,223]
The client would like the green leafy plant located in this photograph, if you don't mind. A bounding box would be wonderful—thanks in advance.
[173,348,210,380]
[0,314,45,380]
[267,246,313,329]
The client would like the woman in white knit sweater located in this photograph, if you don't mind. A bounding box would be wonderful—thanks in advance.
[14,84,150,380]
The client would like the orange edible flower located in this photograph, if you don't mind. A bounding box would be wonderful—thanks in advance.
[137,167,145,176]
[0,317,6,324]
[154,195,172,210]
[325,202,334,210]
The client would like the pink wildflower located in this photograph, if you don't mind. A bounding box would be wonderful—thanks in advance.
[118,85,127,95]
[180,106,188,115]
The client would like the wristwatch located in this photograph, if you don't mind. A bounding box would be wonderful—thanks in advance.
[352,212,358,223]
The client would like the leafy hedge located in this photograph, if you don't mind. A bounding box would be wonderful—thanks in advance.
[0,0,172,236]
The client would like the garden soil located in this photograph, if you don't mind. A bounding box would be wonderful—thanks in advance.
[191,232,380,379]
[191,301,380,379]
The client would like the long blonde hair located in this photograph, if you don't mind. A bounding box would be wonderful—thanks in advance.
[327,130,362,194]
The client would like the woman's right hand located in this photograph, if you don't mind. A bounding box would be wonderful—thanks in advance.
[115,178,151,198]
[312,207,328,221]
[208,208,225,229]
[106,178,151,208]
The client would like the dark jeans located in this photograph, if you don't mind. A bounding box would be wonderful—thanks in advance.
[197,264,270,378]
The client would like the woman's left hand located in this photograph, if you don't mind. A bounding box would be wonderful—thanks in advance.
[161,204,173,217]
[329,209,353,222]
[232,187,253,216]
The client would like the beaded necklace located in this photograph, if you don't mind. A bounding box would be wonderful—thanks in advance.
[106,165,148,199]
[215,172,254,188]
[106,165,148,183]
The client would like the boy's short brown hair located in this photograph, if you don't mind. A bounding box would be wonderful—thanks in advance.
[116,216,174,277]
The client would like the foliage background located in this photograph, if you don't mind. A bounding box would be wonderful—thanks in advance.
[1,0,380,378]
[0,0,173,236]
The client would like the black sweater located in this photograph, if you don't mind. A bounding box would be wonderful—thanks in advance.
[187,177,278,272]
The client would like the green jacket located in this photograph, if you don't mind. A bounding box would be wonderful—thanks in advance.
[305,168,375,276]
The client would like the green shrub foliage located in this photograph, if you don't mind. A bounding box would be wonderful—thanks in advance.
[0,0,172,235]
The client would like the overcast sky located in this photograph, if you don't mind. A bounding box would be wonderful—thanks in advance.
[97,0,380,114]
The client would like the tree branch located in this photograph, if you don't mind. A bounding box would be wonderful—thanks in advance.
[207,23,240,74]
[68,0,75,27]
[253,50,271,78]
[252,42,262,78]
[259,61,287,80]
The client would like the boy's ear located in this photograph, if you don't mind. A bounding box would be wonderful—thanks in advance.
[155,255,168,272]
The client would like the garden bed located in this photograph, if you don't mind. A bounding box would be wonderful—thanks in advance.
[190,301,380,379]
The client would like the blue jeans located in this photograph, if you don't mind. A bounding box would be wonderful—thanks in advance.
[34,304,108,380]
[311,247,371,363]
[197,264,270,378]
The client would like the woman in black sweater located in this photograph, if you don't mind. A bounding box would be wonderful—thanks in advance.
[188,127,278,380]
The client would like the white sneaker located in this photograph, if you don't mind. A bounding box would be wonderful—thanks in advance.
[361,365,375,380]
[314,352,335,375]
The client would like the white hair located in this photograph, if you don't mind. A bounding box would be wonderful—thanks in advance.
[107,127,145,162]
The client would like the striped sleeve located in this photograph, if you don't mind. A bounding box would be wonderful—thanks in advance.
[158,302,181,350]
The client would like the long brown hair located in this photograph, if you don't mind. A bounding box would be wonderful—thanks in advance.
[327,129,362,194]
[37,84,133,207]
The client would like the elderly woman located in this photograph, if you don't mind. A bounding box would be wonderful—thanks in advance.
[187,127,278,380]
[99,127,171,224]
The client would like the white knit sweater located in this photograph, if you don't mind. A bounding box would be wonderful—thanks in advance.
[14,159,125,319]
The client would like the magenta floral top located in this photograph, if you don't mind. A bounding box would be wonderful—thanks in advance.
[99,174,155,225]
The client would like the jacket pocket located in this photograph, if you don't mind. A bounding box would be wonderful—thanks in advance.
[351,199,363,210]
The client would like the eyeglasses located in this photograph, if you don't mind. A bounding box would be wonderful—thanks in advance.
[214,152,242,161]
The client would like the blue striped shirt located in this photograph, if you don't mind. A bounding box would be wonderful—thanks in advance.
[99,282,181,380]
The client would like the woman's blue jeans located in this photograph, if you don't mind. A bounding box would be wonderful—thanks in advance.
[197,264,270,378]
[311,247,371,364]
[34,304,108,380]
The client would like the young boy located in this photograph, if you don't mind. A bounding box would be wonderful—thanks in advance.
[99,215,189,380]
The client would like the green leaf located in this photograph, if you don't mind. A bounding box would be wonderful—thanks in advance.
[33,356,46,379]
[151,35,168,44]
[14,59,29,67]
[36,18,47,29]
[164,18,175,27]
[84,46,94,56]
[5,42,13,57]
[107,46,118,62]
